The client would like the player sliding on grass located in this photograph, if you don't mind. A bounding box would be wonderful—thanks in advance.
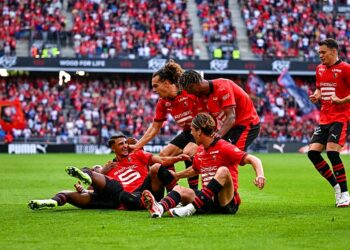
[28,133,188,210]
[141,113,266,218]
[129,60,205,190]
[308,38,350,207]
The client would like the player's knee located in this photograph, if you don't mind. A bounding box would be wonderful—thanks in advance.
[216,166,230,177]
[149,163,161,177]
[307,150,322,162]
[326,151,341,164]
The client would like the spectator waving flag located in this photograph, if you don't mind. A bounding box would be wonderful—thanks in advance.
[277,70,316,114]
[247,71,265,96]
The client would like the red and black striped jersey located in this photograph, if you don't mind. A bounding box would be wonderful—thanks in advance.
[316,61,350,124]
[192,139,247,191]
[106,150,152,193]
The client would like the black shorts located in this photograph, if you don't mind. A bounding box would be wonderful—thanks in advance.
[223,123,260,151]
[88,176,123,209]
[169,130,195,150]
[133,175,165,202]
[310,121,349,146]
[194,189,240,215]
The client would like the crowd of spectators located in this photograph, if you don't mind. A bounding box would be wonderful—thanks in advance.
[1,0,66,56]
[0,75,180,145]
[196,0,239,59]
[0,74,321,146]
[239,0,350,60]
[242,74,318,143]
[70,0,194,60]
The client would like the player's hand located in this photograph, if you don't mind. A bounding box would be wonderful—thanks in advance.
[104,160,116,168]
[177,154,191,162]
[92,165,102,173]
[126,137,138,145]
[212,132,221,139]
[330,95,343,104]
[74,181,87,193]
[254,176,265,190]
[309,94,320,103]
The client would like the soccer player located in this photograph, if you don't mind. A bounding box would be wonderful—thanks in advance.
[179,70,260,151]
[308,38,350,207]
[28,133,187,210]
[129,60,204,189]
[142,113,266,218]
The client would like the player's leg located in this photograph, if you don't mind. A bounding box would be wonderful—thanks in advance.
[326,122,349,207]
[149,163,178,192]
[308,125,339,199]
[28,190,92,210]
[222,125,246,150]
[159,144,182,173]
[65,166,111,192]
[183,142,199,189]
[170,167,231,217]
[142,186,195,218]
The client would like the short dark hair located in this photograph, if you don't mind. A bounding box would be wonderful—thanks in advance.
[179,70,202,90]
[108,133,126,148]
[191,113,216,136]
[152,59,184,85]
[319,38,339,50]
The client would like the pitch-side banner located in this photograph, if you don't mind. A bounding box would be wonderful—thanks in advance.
[0,56,321,75]
[0,143,165,154]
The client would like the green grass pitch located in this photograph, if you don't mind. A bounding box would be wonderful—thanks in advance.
[1,153,350,249]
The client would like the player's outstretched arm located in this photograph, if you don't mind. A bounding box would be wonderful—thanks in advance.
[243,154,265,190]
[151,154,191,166]
[129,121,163,151]
[173,166,199,180]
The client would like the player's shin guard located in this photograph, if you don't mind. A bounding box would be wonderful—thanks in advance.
[308,150,338,187]
[185,160,198,189]
[51,192,67,206]
[157,166,177,191]
[327,151,348,192]
[119,191,143,210]
[159,190,181,212]
[192,178,222,210]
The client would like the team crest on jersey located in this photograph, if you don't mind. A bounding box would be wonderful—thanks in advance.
[165,102,171,107]
[333,73,338,78]
[184,101,188,107]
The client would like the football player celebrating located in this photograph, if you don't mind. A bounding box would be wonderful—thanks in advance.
[308,38,350,207]
[179,70,260,151]
[129,60,205,189]
[28,133,188,210]
[142,113,265,218]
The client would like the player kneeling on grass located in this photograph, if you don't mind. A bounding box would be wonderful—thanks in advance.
[28,134,188,211]
[142,112,266,218]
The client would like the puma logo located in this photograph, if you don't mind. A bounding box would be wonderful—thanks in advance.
[273,144,285,153]
[331,134,338,139]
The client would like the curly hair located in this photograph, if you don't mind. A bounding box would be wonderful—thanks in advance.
[152,59,184,85]
[179,70,203,90]
[192,113,216,136]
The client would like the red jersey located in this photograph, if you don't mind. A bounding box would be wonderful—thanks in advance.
[106,150,152,193]
[316,61,350,124]
[201,79,260,128]
[154,90,204,131]
[192,139,247,191]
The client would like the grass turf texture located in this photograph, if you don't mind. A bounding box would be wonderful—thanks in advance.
[1,153,350,250]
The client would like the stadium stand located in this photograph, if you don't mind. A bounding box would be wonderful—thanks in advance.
[239,0,350,60]
[196,0,239,59]
[70,0,194,59]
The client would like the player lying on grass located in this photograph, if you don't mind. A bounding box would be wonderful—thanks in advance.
[141,112,266,218]
[28,133,188,210]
